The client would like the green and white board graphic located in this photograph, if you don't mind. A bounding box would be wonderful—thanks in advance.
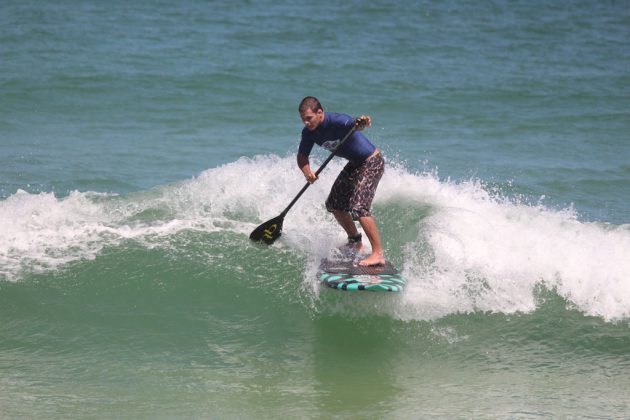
[317,258,406,292]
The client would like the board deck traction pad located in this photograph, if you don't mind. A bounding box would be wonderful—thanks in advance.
[318,258,406,292]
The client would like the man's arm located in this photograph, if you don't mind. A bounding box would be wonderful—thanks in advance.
[297,153,318,184]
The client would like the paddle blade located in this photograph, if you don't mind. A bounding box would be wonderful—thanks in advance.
[249,214,284,245]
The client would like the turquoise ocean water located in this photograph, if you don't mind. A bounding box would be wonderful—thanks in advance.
[2,0,630,417]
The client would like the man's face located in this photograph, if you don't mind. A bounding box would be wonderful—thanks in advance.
[300,108,324,131]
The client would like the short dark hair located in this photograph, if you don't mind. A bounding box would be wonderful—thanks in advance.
[299,96,323,113]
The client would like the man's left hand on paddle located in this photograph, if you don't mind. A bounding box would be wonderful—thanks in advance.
[304,170,318,184]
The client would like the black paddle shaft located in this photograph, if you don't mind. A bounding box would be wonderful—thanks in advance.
[249,121,361,244]
[279,123,358,217]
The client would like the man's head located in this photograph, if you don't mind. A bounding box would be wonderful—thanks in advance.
[299,96,324,131]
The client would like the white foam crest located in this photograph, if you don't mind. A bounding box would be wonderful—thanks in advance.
[0,189,195,281]
[201,154,349,248]
[375,165,630,322]
[0,154,344,282]
[0,190,115,280]
[162,154,349,248]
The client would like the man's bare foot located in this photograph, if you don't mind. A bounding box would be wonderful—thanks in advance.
[358,251,385,266]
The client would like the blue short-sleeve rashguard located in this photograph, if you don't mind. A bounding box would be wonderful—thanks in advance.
[299,112,376,166]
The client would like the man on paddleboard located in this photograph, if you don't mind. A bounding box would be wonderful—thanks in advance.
[297,96,385,266]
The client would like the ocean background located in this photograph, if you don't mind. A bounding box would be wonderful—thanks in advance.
[2,0,630,417]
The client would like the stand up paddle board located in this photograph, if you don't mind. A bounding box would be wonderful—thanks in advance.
[317,258,406,292]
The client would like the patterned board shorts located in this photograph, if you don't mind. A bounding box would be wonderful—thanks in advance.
[325,153,385,220]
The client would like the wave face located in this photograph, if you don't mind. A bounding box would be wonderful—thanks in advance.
[2,155,629,322]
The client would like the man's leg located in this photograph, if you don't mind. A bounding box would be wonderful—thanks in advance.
[332,210,358,236]
[358,215,385,266]
[333,210,364,251]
